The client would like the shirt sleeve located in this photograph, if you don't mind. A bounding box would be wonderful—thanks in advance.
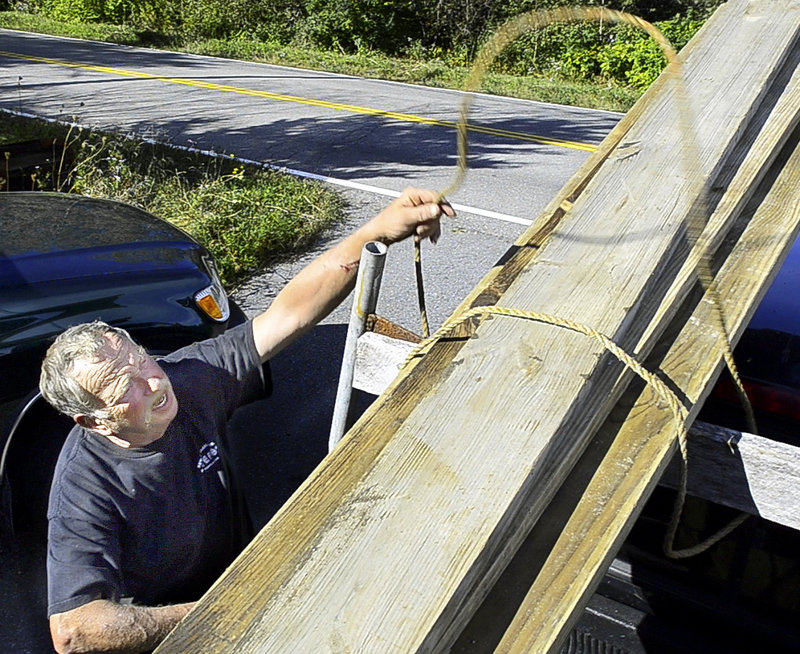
[163,320,270,408]
[47,515,123,616]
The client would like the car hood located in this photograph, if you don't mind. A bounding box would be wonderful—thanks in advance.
[0,193,214,404]
[1,193,209,318]
[2,192,193,257]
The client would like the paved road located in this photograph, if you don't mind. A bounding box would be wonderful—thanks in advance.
[1,28,620,330]
[0,29,622,653]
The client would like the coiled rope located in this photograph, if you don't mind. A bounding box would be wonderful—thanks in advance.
[410,6,755,559]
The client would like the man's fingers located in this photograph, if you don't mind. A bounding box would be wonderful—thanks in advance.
[398,188,455,216]
[374,188,454,245]
[412,199,451,244]
[437,198,456,218]
[414,214,442,244]
[399,187,438,207]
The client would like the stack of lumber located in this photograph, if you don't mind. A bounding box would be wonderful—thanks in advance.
[157,1,800,652]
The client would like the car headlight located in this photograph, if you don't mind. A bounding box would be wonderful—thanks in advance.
[194,254,230,322]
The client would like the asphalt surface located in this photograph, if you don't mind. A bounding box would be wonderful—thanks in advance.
[0,29,621,652]
[1,27,621,330]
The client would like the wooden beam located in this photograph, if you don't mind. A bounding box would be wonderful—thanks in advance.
[491,98,800,654]
[156,2,800,652]
[661,421,800,531]
[353,331,415,396]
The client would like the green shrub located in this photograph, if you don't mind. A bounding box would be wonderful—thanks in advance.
[599,13,706,89]
[40,0,102,23]
[163,169,342,282]
[178,0,299,42]
[34,0,176,29]
[295,0,418,54]
[476,5,711,89]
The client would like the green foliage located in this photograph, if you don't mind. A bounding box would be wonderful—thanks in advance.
[39,0,101,23]
[478,4,712,89]
[0,9,644,111]
[32,0,176,29]
[0,9,141,42]
[162,169,342,281]
[599,13,706,89]
[295,0,418,54]
[178,0,300,42]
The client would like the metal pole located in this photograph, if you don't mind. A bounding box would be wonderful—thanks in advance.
[328,241,387,452]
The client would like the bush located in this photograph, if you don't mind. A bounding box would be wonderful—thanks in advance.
[599,13,706,89]
[295,0,418,54]
[463,4,712,89]
[34,0,176,29]
[178,0,301,42]
[494,21,609,78]
[163,169,341,282]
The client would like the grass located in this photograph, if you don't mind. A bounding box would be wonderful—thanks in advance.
[0,11,639,112]
[0,112,344,287]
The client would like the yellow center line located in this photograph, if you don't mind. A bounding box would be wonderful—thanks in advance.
[0,50,597,152]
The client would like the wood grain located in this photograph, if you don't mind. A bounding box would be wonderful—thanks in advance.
[661,421,800,531]
[493,111,800,654]
[156,2,800,652]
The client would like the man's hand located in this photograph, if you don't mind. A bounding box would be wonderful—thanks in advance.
[252,188,454,362]
[365,187,454,246]
[50,599,194,653]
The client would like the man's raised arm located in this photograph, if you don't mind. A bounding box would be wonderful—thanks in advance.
[252,188,454,362]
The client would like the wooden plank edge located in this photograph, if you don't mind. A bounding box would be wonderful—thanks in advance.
[491,120,800,654]
[635,48,800,352]
[661,421,800,531]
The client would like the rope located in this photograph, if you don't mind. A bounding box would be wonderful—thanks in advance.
[416,5,756,559]
[402,305,746,559]
[414,240,430,338]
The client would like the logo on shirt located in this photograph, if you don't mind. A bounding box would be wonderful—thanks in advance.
[197,441,221,473]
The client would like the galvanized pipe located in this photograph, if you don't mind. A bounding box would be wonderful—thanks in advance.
[328,241,388,451]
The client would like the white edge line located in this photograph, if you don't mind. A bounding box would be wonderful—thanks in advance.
[448,201,532,226]
[3,109,533,226]
[278,174,533,226]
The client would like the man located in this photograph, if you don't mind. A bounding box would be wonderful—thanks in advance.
[39,188,454,654]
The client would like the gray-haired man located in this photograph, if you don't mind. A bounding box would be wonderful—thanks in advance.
[40,189,452,654]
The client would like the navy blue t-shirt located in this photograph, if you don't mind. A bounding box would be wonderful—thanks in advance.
[46,322,266,616]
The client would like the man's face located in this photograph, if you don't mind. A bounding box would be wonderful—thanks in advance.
[72,333,178,446]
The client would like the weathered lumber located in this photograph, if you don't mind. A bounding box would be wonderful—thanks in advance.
[350,326,800,532]
[351,332,800,529]
[451,120,800,654]
[489,107,800,654]
[354,331,416,396]
[662,422,800,531]
[156,2,800,652]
